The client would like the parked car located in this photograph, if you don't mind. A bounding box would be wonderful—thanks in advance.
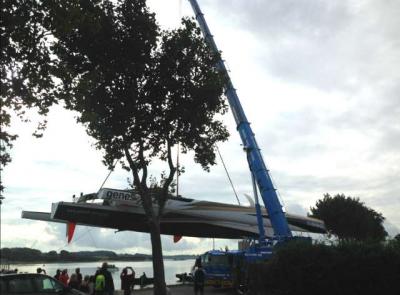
[0,273,85,295]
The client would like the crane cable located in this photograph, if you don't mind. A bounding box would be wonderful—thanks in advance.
[215,145,241,206]
[269,170,286,211]
[57,159,119,251]
[55,226,95,252]
[99,159,118,191]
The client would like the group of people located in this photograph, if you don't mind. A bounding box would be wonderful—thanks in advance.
[35,260,205,295]
[52,267,94,293]
[50,262,115,294]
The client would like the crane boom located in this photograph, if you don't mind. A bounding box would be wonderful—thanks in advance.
[188,0,292,238]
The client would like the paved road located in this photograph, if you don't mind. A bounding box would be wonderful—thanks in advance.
[115,284,232,295]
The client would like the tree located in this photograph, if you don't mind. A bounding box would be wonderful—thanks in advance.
[1,0,57,166]
[1,0,59,195]
[309,193,388,242]
[47,250,58,261]
[59,250,71,261]
[45,1,228,294]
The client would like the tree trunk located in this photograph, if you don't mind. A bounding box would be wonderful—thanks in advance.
[149,219,167,295]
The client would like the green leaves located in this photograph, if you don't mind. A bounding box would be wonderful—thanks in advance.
[1,0,57,168]
[309,193,388,242]
[149,18,228,170]
[50,2,228,175]
[2,0,229,206]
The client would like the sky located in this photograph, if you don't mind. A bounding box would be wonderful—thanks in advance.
[1,0,399,256]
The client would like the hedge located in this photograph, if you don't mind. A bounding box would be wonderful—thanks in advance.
[247,239,400,295]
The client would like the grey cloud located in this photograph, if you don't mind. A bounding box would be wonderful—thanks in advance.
[278,171,400,226]
[205,0,351,37]
[277,173,362,194]
[328,82,400,130]
[256,109,329,158]
[45,223,149,251]
[204,0,400,93]
[384,221,400,237]
[284,202,308,216]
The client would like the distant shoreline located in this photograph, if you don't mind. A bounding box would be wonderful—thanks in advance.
[0,247,197,265]
[6,258,192,265]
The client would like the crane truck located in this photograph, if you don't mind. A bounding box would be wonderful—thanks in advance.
[187,0,323,289]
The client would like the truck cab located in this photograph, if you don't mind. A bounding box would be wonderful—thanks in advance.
[199,250,244,288]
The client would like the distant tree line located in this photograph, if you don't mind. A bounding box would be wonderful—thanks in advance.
[0,248,195,263]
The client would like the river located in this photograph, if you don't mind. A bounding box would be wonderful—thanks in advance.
[9,259,194,289]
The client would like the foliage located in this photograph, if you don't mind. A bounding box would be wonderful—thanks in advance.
[48,0,228,215]
[1,0,57,168]
[35,1,228,294]
[2,1,228,293]
[50,3,228,175]
[309,193,387,242]
[387,234,400,251]
[248,239,400,295]
[0,248,42,262]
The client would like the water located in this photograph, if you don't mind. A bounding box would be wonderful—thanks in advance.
[10,259,194,289]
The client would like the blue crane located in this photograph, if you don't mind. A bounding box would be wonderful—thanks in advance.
[187,0,292,240]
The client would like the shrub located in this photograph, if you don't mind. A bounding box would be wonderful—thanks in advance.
[248,239,400,295]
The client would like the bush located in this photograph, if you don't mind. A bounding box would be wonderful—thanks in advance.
[248,239,400,295]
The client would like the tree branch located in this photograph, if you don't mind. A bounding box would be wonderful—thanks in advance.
[123,143,154,219]
[158,140,176,216]
[138,139,148,187]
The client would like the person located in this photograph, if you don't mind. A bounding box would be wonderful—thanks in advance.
[79,275,90,294]
[88,275,95,295]
[75,268,83,286]
[80,275,90,293]
[36,267,46,274]
[139,272,147,288]
[54,269,61,280]
[59,269,69,286]
[98,262,114,295]
[193,264,205,295]
[120,267,135,295]
[195,257,201,268]
[95,270,105,295]
[68,273,80,289]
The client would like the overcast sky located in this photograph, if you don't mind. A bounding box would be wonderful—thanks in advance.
[1,0,399,255]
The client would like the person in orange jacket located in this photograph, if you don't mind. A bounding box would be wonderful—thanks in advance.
[59,269,69,286]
